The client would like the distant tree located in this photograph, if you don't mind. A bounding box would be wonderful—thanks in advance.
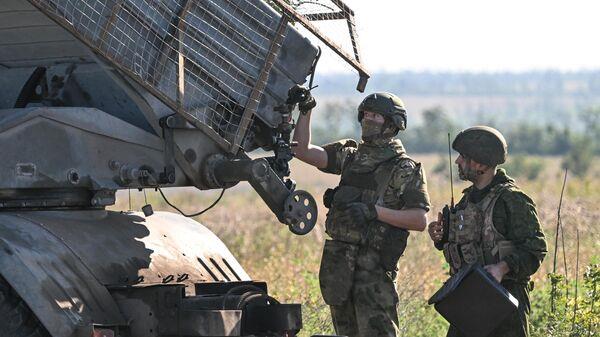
[507,124,573,155]
[562,136,594,177]
[311,99,358,144]
[307,100,596,157]
[507,125,545,154]
[403,106,458,153]
[579,107,600,154]
[545,126,572,155]
[501,155,544,180]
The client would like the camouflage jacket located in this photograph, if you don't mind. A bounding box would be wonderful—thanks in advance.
[441,169,547,282]
[319,138,430,212]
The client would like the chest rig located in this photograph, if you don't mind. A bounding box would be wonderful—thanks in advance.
[325,147,410,270]
[443,182,517,275]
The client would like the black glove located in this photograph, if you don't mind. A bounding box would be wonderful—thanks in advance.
[337,202,378,224]
[287,84,316,114]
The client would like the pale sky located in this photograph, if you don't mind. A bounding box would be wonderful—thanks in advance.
[308,0,600,73]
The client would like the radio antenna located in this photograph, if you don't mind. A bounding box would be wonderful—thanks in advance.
[448,133,455,208]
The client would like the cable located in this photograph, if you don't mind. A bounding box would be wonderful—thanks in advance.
[308,46,321,89]
[158,187,226,217]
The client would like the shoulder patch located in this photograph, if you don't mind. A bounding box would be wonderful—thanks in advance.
[341,138,358,149]
[392,156,418,173]
[398,157,416,170]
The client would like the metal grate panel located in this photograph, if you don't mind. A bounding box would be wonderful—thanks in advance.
[27,0,366,152]
[27,0,297,151]
[268,0,369,91]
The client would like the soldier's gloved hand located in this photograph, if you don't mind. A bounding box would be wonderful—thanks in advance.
[287,84,316,114]
[338,202,378,224]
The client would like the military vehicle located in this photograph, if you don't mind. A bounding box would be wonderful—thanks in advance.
[0,0,368,336]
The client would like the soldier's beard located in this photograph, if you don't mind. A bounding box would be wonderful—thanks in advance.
[361,120,394,146]
[457,162,480,182]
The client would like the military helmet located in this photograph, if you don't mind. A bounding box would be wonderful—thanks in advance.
[452,126,508,165]
[357,92,407,130]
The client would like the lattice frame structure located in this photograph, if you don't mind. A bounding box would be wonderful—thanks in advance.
[27,0,367,154]
[267,0,369,91]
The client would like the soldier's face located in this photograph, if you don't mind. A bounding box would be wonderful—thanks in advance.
[455,154,480,182]
[362,111,385,124]
[360,111,387,142]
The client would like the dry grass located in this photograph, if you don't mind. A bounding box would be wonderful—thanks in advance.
[110,155,599,336]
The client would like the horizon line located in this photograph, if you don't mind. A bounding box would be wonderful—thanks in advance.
[316,68,600,76]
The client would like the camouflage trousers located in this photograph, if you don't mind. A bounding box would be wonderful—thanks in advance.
[447,281,531,337]
[329,251,400,337]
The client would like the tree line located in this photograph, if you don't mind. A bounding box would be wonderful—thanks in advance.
[310,102,599,176]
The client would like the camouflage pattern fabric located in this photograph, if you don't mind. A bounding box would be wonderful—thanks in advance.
[454,169,547,283]
[330,249,400,337]
[320,139,430,211]
[441,169,546,337]
[319,138,431,337]
[443,182,518,275]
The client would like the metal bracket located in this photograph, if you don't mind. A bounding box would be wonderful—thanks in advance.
[160,118,177,185]
[205,155,317,235]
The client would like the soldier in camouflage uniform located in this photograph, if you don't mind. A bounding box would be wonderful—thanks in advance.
[291,86,430,337]
[428,126,547,337]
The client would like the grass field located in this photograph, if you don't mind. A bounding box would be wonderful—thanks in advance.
[111,155,599,336]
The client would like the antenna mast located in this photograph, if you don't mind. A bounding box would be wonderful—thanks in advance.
[448,133,455,208]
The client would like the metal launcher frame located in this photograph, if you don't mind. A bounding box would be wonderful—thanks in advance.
[268,0,369,91]
[26,0,369,155]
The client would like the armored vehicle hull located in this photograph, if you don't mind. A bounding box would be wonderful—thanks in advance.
[0,210,301,337]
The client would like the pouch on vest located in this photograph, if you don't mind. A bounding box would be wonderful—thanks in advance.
[323,187,338,209]
[460,242,484,266]
[325,211,365,244]
[325,186,366,244]
[496,240,516,260]
[319,239,359,305]
[443,242,463,273]
[367,222,409,271]
[450,208,482,244]
[331,185,363,206]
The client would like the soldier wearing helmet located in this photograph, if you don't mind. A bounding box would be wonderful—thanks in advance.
[291,86,430,337]
[428,126,547,337]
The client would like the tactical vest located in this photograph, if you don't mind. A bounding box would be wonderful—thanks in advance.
[325,151,410,271]
[443,182,517,275]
